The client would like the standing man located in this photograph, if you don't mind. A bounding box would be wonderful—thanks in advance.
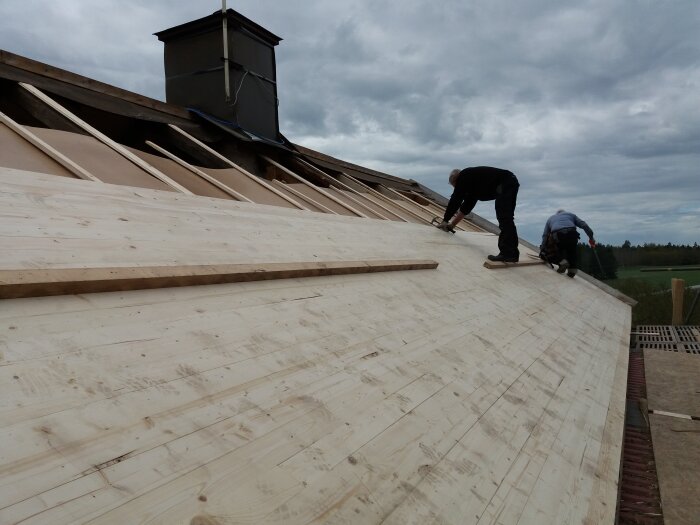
[540,209,596,278]
[437,166,520,262]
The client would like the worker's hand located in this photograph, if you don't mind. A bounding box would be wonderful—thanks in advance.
[436,221,452,232]
[588,239,596,248]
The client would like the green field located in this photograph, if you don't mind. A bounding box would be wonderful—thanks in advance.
[605,266,700,325]
[610,266,700,288]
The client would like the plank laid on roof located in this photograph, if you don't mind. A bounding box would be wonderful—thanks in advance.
[0,169,630,524]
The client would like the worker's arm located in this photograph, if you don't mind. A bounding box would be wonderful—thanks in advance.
[573,215,594,241]
[443,191,463,223]
[449,210,466,229]
[443,172,473,222]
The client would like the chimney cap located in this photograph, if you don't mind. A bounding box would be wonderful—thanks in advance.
[155,9,282,46]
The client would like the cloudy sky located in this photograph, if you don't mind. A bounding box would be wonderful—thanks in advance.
[1,1,699,245]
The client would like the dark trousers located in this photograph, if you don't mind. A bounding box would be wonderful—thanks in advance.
[555,229,580,269]
[495,175,520,258]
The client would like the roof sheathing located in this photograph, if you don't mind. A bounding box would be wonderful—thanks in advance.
[1,168,631,524]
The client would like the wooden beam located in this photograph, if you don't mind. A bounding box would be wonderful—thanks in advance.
[483,259,544,270]
[1,49,192,122]
[0,260,439,299]
[9,82,85,134]
[340,173,434,225]
[671,278,685,325]
[378,184,444,222]
[261,156,368,218]
[19,83,193,194]
[293,158,398,221]
[269,180,338,215]
[145,141,253,203]
[0,110,101,182]
[167,124,307,210]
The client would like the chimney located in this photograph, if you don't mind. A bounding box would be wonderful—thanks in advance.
[155,9,282,141]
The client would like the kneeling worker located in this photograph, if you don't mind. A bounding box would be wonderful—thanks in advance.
[437,166,520,262]
[540,209,596,278]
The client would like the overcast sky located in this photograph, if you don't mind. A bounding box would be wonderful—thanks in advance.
[1,1,698,245]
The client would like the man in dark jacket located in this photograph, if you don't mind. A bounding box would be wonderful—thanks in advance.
[540,209,596,278]
[437,166,520,262]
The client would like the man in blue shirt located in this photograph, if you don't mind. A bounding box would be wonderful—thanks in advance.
[437,166,520,262]
[541,209,596,277]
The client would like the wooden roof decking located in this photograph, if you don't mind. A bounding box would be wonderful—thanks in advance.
[0,169,630,524]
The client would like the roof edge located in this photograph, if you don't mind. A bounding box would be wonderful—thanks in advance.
[0,49,191,121]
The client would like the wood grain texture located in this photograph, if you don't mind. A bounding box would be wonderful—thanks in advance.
[0,169,631,525]
[0,260,438,299]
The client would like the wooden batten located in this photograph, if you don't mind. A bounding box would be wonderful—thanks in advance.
[145,141,253,203]
[483,259,545,270]
[18,83,193,194]
[167,124,308,210]
[0,260,439,299]
[269,180,338,214]
[261,156,368,218]
[377,184,442,222]
[293,158,397,221]
[0,111,100,182]
[340,172,434,225]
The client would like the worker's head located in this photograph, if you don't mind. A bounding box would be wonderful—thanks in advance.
[448,169,460,187]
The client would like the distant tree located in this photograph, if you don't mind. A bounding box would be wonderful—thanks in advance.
[577,243,618,280]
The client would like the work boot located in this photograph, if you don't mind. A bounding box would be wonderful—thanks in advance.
[557,259,569,273]
[487,253,519,263]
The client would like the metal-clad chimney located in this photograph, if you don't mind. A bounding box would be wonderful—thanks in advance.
[155,9,282,141]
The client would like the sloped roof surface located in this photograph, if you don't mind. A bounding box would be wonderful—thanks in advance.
[0,169,631,524]
[0,46,631,524]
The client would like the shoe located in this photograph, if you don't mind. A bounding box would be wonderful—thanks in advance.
[487,253,519,263]
[557,259,569,273]
[567,269,577,278]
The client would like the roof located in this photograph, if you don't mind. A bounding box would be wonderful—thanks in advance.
[0,44,633,524]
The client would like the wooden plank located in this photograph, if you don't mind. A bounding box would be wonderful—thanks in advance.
[168,124,307,210]
[483,259,544,270]
[0,113,100,182]
[18,83,193,194]
[261,156,368,218]
[145,141,253,203]
[0,260,439,299]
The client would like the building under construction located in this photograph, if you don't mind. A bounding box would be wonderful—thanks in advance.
[0,8,697,525]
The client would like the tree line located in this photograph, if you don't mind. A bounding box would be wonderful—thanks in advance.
[573,242,700,281]
[614,241,700,267]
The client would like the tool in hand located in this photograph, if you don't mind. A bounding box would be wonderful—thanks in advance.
[431,217,456,233]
